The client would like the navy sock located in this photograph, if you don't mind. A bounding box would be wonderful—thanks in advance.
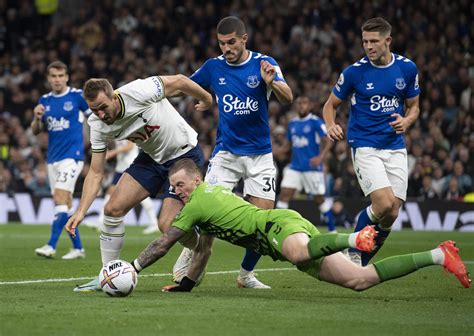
[323,209,336,232]
[47,210,69,249]
[241,248,261,271]
[348,207,377,254]
[361,223,391,266]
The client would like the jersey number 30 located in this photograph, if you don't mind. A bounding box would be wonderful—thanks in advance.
[262,177,275,193]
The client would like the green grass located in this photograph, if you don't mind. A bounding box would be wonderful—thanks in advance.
[1,224,473,336]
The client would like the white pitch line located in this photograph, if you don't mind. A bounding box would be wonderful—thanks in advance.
[2,262,473,286]
[0,267,296,285]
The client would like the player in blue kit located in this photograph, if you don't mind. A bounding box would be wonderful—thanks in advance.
[172,16,293,288]
[322,18,420,266]
[32,61,91,259]
[277,96,336,233]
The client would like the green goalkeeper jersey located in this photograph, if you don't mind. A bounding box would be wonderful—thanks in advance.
[172,182,276,258]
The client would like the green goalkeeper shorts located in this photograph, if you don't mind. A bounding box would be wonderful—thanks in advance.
[264,209,321,261]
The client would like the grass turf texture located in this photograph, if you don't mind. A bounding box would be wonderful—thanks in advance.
[1,224,473,336]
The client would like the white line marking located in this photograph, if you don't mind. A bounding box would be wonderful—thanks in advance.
[2,262,473,286]
[0,267,296,285]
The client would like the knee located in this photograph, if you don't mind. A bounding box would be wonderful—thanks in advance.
[286,249,309,265]
[373,197,398,219]
[104,202,126,217]
[52,192,70,206]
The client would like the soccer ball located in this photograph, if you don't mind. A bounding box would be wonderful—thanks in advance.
[99,260,138,297]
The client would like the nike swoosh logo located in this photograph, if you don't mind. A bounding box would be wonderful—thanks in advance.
[114,131,122,138]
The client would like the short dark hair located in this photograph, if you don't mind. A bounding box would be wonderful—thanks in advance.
[361,17,392,36]
[83,78,114,101]
[169,159,203,179]
[217,16,246,36]
[47,61,68,75]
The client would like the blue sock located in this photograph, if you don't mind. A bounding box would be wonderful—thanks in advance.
[241,248,261,271]
[47,206,69,249]
[348,206,377,254]
[68,221,83,249]
[361,223,391,266]
[323,210,336,232]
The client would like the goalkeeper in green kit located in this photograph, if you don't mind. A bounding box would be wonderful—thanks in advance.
[130,159,471,292]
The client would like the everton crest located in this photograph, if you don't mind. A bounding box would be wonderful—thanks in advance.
[63,101,73,111]
[246,75,260,88]
[395,78,406,90]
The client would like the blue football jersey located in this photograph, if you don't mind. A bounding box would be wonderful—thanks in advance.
[39,87,91,163]
[332,53,420,149]
[288,115,327,172]
[190,51,286,156]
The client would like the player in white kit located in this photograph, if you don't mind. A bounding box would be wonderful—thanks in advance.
[65,74,212,291]
[87,140,159,234]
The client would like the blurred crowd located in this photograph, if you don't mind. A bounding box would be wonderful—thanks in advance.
[0,0,472,202]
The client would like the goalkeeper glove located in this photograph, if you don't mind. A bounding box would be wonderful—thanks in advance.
[161,276,196,292]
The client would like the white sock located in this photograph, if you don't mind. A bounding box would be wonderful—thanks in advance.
[348,232,358,248]
[100,215,124,265]
[240,267,252,277]
[276,200,289,209]
[140,197,158,227]
[367,205,381,223]
[430,248,445,265]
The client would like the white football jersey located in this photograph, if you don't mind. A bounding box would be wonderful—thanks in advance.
[114,140,139,173]
[88,76,198,164]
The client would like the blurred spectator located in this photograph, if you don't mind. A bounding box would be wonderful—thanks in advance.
[271,125,290,194]
[417,175,439,201]
[334,162,363,198]
[446,160,473,195]
[444,177,463,202]
[26,162,50,196]
[0,0,472,203]
[332,199,355,229]
[0,161,12,192]
[431,166,446,198]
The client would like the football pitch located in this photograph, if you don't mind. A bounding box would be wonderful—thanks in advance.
[1,224,473,336]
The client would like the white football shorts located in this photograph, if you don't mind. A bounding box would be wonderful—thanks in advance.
[351,147,408,201]
[280,167,326,195]
[47,158,84,194]
[205,151,277,201]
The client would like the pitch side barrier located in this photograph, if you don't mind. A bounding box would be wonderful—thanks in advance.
[290,198,474,232]
[0,193,162,227]
[0,193,473,231]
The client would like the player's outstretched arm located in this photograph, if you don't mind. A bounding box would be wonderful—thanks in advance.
[322,93,345,141]
[65,151,106,236]
[160,74,213,111]
[135,227,186,269]
[187,234,214,281]
[161,234,214,292]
